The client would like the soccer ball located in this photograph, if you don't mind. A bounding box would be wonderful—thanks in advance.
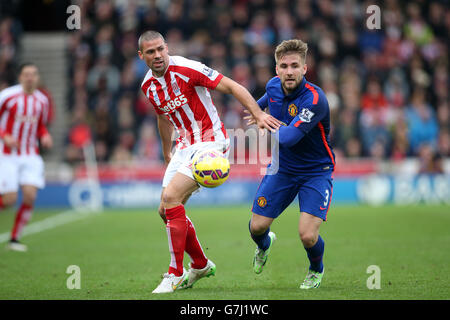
[192,150,230,188]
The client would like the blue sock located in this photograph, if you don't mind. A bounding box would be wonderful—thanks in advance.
[248,221,271,251]
[304,235,324,273]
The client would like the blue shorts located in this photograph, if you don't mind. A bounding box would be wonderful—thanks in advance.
[252,171,333,221]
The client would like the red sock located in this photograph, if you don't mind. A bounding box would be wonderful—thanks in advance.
[165,205,188,276]
[11,203,33,241]
[185,217,208,269]
[0,195,3,209]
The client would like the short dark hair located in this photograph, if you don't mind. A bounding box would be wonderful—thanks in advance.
[18,62,37,74]
[138,31,165,51]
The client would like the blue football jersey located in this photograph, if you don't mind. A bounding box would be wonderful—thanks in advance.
[258,76,336,174]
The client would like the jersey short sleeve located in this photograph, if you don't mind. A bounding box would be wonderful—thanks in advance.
[257,93,269,111]
[172,56,223,90]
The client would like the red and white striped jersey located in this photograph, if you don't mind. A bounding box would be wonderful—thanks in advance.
[141,56,228,149]
[0,84,50,156]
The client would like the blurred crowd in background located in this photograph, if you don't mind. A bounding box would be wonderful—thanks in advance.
[1,0,449,171]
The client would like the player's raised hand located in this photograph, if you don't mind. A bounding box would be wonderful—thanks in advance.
[40,133,53,149]
[254,111,281,132]
[2,134,18,149]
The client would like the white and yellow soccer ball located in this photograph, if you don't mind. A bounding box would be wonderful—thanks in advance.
[192,150,230,188]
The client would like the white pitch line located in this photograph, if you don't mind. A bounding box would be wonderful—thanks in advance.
[0,209,101,244]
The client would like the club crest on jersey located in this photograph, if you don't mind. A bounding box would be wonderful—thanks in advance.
[298,108,315,123]
[257,196,267,208]
[171,80,181,95]
[288,104,298,117]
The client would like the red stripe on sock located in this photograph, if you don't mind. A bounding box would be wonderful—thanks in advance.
[185,217,208,269]
[165,205,187,276]
[11,203,33,240]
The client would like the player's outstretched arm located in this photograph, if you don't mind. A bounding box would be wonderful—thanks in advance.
[215,76,281,132]
[277,102,327,147]
[276,123,306,147]
[157,114,174,164]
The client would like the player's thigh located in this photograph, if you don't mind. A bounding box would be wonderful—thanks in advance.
[162,172,199,207]
[18,155,45,190]
[297,174,333,222]
[0,156,19,194]
[162,149,184,189]
[252,172,300,219]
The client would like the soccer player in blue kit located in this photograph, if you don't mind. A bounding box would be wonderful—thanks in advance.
[245,39,336,289]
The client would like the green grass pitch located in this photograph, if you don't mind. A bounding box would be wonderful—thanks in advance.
[0,204,449,300]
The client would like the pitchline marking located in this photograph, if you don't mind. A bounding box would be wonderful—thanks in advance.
[0,209,101,244]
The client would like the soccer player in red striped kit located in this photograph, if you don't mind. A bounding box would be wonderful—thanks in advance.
[0,63,53,252]
[138,31,281,293]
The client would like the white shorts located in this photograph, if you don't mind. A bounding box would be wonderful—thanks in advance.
[162,139,230,188]
[0,154,45,193]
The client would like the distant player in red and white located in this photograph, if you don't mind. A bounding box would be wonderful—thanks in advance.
[138,31,280,293]
[0,63,53,252]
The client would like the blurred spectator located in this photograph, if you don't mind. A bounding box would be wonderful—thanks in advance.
[133,120,161,163]
[437,129,450,157]
[0,16,22,87]
[332,107,360,157]
[390,117,410,161]
[418,144,444,174]
[361,77,388,110]
[405,88,439,155]
[404,2,434,47]
[86,55,121,96]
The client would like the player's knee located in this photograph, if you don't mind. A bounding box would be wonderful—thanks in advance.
[250,220,269,236]
[1,193,17,208]
[23,193,37,206]
[299,231,317,247]
[161,192,182,207]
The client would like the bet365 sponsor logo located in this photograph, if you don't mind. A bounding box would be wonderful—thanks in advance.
[159,94,188,113]
[15,114,38,123]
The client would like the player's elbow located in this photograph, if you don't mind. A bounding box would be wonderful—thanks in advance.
[278,135,297,148]
[215,76,235,94]
[277,126,304,147]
